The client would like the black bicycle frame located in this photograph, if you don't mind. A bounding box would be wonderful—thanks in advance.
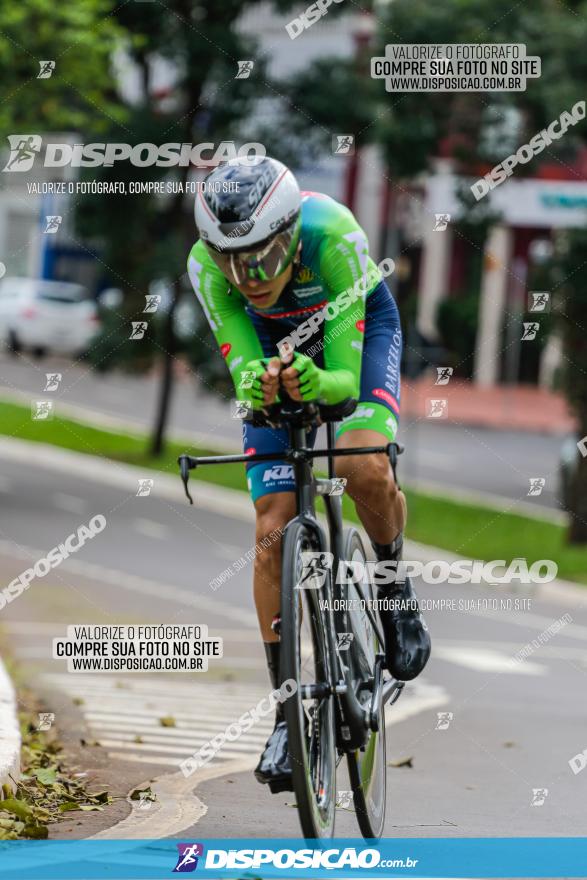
[178,414,403,749]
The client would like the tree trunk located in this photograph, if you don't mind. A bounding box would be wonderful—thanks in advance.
[150,277,181,457]
[148,81,201,457]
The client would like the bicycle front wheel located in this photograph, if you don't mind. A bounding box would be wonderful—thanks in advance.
[341,528,387,839]
[280,521,336,839]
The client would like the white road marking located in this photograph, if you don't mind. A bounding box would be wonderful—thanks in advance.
[43,674,273,770]
[435,645,546,675]
[52,493,87,514]
[133,518,169,540]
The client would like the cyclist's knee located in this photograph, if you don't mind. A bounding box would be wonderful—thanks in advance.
[335,453,396,504]
[254,492,295,548]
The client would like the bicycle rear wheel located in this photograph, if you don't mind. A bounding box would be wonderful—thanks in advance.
[280,521,336,839]
[341,528,387,839]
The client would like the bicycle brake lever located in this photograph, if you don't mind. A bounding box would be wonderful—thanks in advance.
[178,455,194,505]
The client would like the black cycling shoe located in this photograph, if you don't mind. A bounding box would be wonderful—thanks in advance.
[372,533,431,681]
[254,718,293,793]
[377,575,431,680]
[254,641,294,793]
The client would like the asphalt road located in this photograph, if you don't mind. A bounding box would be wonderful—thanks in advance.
[0,443,585,841]
[0,352,566,513]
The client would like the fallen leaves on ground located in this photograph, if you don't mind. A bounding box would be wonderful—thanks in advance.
[0,710,113,840]
[388,756,413,768]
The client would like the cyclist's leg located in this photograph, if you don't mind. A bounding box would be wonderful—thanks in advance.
[334,281,430,680]
[334,279,403,542]
[245,421,318,642]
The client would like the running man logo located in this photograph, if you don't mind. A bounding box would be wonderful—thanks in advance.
[336,632,354,651]
[335,789,353,808]
[529,291,550,313]
[531,788,549,807]
[129,321,148,340]
[44,216,62,234]
[233,399,252,420]
[435,367,453,386]
[435,711,453,730]
[137,791,153,811]
[426,398,448,419]
[37,712,55,731]
[44,373,62,392]
[37,60,56,79]
[296,551,334,590]
[522,322,539,341]
[3,135,42,172]
[433,213,451,231]
[239,370,256,389]
[32,401,54,421]
[236,60,254,79]
[332,134,355,155]
[528,477,546,497]
[143,294,161,313]
[136,479,154,497]
[173,843,204,873]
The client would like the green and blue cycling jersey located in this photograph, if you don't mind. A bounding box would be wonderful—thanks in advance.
[188,191,402,500]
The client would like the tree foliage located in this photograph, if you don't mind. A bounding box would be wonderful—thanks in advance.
[0,0,124,133]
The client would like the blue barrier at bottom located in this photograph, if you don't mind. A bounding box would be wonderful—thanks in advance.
[0,837,586,879]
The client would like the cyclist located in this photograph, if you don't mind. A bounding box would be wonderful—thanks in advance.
[188,156,431,793]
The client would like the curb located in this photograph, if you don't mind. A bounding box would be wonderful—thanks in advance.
[0,656,20,795]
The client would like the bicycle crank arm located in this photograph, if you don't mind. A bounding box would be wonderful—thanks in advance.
[367,657,405,731]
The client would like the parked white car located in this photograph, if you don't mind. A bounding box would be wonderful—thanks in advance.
[0,277,100,357]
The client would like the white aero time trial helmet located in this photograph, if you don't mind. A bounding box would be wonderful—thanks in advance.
[194,156,301,286]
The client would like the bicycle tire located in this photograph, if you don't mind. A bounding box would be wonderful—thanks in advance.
[340,528,387,839]
[280,520,336,839]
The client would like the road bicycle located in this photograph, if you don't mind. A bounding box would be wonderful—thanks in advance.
[179,396,405,839]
